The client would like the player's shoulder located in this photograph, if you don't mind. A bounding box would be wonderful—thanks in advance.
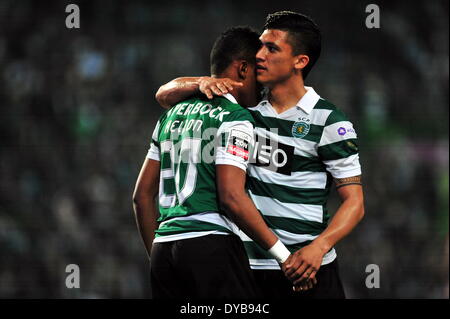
[314,98,352,126]
[213,96,254,124]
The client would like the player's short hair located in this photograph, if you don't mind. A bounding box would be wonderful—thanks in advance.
[264,11,321,79]
[210,26,262,76]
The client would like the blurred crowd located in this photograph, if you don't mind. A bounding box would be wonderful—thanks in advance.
[0,0,448,298]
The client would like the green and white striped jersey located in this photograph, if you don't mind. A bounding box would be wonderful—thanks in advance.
[241,87,361,270]
[147,94,255,243]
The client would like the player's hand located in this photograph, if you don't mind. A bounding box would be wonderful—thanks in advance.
[282,242,326,290]
[293,277,317,292]
[198,77,243,99]
[281,255,317,291]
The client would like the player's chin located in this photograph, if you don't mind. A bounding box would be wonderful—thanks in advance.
[256,74,269,85]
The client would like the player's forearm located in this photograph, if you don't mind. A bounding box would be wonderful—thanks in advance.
[220,193,278,250]
[133,194,159,258]
[155,77,202,109]
[312,186,365,254]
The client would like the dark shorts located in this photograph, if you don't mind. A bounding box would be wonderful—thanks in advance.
[252,259,346,299]
[150,234,260,299]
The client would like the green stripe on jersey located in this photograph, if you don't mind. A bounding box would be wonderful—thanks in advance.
[262,215,326,236]
[291,154,327,172]
[247,176,330,205]
[324,108,350,126]
[314,98,338,111]
[318,138,359,160]
[249,110,323,143]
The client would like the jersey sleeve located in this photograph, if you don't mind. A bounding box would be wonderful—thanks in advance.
[146,120,161,161]
[215,109,255,172]
[318,109,361,179]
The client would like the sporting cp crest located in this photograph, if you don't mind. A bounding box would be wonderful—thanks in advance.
[292,121,310,138]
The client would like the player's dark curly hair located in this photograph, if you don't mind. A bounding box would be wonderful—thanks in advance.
[264,11,321,79]
[210,26,262,76]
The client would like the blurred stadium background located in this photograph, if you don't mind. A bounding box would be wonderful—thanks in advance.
[0,0,448,298]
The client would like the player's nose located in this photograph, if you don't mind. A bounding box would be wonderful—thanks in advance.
[256,47,265,61]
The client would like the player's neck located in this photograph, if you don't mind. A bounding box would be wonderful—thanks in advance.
[214,72,244,106]
[268,76,306,114]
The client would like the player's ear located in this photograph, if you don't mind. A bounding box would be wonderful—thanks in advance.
[294,54,309,72]
[238,60,248,80]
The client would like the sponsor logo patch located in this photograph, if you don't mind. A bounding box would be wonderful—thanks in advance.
[226,129,250,160]
[292,121,310,138]
[337,127,347,136]
[337,126,356,136]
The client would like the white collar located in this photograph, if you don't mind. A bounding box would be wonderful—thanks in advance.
[295,86,320,114]
[259,86,320,114]
[223,93,238,104]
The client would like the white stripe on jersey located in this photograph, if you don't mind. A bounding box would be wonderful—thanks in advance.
[158,211,240,235]
[272,228,319,245]
[147,145,160,161]
[309,108,333,126]
[323,154,362,179]
[248,165,328,189]
[248,191,324,223]
[319,121,357,146]
[152,121,161,140]
[153,231,230,243]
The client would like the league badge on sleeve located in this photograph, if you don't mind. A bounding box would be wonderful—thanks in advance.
[226,129,251,160]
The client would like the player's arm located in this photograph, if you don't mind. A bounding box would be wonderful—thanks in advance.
[132,158,160,259]
[217,165,279,250]
[286,179,364,289]
[215,121,290,265]
[155,77,242,109]
[285,117,365,291]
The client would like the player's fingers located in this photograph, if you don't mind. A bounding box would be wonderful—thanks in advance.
[293,267,313,285]
[293,282,309,292]
[210,85,224,96]
[288,262,308,281]
[293,285,301,292]
[309,271,318,285]
[285,259,302,277]
[204,88,213,99]
[225,80,242,91]
[307,278,314,290]
[224,81,235,91]
[285,254,302,271]
[216,82,229,94]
